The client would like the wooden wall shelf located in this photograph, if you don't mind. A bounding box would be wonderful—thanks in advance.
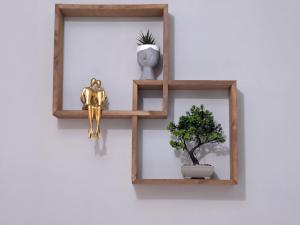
[53,109,167,119]
[52,4,238,185]
[133,179,236,185]
[57,4,167,17]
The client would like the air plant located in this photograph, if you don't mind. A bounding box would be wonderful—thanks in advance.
[137,29,156,45]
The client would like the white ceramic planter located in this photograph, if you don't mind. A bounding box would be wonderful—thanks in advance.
[136,44,160,52]
[181,165,214,179]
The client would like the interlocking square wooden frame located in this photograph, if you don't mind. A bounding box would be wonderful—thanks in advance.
[132,80,238,185]
[52,4,238,185]
[53,4,169,118]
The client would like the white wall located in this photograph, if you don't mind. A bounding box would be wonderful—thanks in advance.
[1,0,300,225]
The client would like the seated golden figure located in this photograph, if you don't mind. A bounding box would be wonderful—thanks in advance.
[80,78,107,138]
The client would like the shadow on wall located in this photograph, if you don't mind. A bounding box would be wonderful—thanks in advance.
[57,118,131,157]
[178,143,229,166]
[135,13,174,80]
[134,90,246,201]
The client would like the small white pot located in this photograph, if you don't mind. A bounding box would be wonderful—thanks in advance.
[181,165,214,179]
[136,44,160,52]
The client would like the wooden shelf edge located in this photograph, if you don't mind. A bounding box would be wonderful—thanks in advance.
[56,3,168,9]
[134,80,163,90]
[169,80,237,90]
[56,4,167,17]
[138,111,167,118]
[53,110,166,119]
[132,179,237,185]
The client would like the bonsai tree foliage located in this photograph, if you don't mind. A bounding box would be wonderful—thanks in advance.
[167,105,226,165]
[137,29,156,45]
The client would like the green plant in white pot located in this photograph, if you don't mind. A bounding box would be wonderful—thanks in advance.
[136,30,160,80]
[167,105,226,179]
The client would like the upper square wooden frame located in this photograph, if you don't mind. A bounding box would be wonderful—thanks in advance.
[52,4,169,119]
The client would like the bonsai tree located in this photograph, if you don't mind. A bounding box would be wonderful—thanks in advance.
[137,29,156,45]
[167,105,226,165]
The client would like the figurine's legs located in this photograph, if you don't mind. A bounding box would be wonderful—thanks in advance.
[88,105,94,138]
[95,106,102,137]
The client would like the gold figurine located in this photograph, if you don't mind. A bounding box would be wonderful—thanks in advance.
[80,78,107,138]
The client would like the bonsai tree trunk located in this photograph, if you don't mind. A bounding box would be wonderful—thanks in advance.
[183,141,201,165]
[187,149,199,165]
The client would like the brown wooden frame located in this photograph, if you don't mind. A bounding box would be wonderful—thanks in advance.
[53,4,169,118]
[131,80,238,185]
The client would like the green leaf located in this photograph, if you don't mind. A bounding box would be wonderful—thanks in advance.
[167,105,226,152]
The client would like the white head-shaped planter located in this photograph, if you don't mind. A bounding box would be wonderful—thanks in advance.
[136,30,160,80]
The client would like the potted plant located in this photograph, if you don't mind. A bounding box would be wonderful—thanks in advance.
[167,105,226,179]
[136,30,160,80]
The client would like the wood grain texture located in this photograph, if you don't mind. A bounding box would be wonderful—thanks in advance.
[53,5,64,115]
[132,81,138,111]
[163,83,168,116]
[137,111,167,118]
[56,4,167,17]
[131,116,138,183]
[133,179,236,185]
[134,80,163,90]
[169,80,236,90]
[229,81,238,184]
[53,110,167,119]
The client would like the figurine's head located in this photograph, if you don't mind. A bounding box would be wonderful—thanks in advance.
[90,78,97,87]
[96,80,101,88]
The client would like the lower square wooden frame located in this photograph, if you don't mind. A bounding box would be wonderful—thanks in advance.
[131,80,238,185]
